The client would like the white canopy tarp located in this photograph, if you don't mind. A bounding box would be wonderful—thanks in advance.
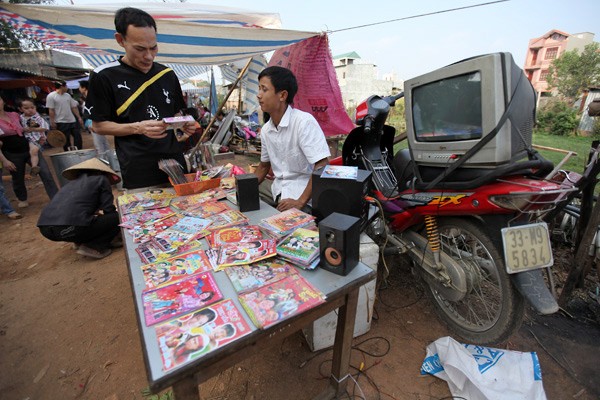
[180,82,208,96]
[0,3,318,72]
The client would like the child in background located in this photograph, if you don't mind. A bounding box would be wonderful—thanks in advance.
[19,98,49,176]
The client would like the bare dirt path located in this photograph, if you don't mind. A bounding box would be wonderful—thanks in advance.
[1,134,598,399]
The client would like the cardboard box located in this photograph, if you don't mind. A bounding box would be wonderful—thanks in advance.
[303,232,379,351]
[169,173,221,196]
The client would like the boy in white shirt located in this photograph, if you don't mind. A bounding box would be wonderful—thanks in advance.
[254,66,330,212]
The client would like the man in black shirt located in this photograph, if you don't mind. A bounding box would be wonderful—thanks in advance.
[86,7,195,189]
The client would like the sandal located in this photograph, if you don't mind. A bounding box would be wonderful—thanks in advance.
[76,245,112,259]
[7,211,22,220]
[110,234,123,248]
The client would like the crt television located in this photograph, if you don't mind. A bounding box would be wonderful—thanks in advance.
[404,52,535,170]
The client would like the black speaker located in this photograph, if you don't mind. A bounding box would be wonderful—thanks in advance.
[319,212,360,276]
[312,167,372,227]
[235,174,260,212]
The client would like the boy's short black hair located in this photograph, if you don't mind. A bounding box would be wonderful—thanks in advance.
[79,80,89,89]
[114,7,157,37]
[258,66,298,105]
[54,81,64,89]
[17,97,35,108]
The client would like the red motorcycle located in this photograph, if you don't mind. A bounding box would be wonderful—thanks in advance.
[331,54,579,344]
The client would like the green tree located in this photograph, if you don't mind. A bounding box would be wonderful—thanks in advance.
[592,118,600,138]
[0,0,52,53]
[536,98,579,136]
[546,43,600,101]
[0,20,22,52]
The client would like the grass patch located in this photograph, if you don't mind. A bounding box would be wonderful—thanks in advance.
[532,132,596,174]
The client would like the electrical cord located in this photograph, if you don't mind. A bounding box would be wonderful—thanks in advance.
[308,336,391,400]
[299,335,470,400]
[299,336,391,369]
[365,184,426,310]
[367,196,391,283]
[377,279,424,310]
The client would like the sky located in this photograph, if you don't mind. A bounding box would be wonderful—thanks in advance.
[57,0,599,81]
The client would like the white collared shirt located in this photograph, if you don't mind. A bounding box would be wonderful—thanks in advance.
[260,106,330,201]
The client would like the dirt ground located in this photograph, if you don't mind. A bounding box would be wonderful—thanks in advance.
[1,134,599,400]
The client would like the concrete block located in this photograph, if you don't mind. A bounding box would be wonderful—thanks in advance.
[303,232,379,351]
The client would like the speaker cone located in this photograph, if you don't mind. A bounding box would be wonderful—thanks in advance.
[324,247,343,266]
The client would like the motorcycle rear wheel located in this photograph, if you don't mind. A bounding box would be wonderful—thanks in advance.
[423,217,525,344]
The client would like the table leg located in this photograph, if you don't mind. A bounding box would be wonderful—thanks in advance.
[172,375,200,400]
[329,288,360,397]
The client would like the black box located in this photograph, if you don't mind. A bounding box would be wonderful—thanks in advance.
[318,212,360,276]
[312,167,372,228]
[235,174,260,212]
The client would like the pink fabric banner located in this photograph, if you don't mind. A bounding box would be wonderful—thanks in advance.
[268,34,355,137]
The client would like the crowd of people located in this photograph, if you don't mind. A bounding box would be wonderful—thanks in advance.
[2,6,331,261]
[0,94,58,219]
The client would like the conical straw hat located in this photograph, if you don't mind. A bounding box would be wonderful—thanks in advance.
[62,157,121,184]
[46,129,66,148]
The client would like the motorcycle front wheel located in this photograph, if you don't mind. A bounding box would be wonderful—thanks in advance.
[423,217,525,344]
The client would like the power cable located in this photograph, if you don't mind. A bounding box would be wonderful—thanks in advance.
[329,0,509,34]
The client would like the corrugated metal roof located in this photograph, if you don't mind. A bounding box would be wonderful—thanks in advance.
[333,51,361,59]
[0,49,88,80]
[0,64,58,80]
[579,88,600,132]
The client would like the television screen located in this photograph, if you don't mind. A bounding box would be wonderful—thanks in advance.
[404,52,535,171]
[412,72,483,142]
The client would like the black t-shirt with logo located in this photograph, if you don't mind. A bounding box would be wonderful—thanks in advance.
[86,58,186,189]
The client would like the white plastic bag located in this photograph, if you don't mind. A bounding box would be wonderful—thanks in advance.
[421,336,547,400]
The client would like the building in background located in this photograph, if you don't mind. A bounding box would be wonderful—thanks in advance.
[524,29,595,96]
[333,51,402,109]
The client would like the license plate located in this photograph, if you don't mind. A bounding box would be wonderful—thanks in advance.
[501,222,553,274]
